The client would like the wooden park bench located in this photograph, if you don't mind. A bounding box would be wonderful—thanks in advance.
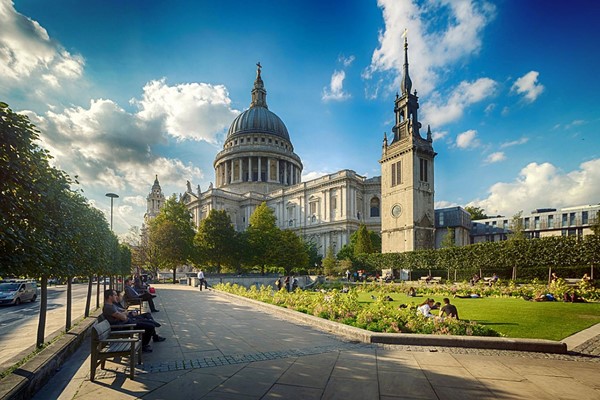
[90,319,143,381]
[419,276,442,284]
[563,278,581,287]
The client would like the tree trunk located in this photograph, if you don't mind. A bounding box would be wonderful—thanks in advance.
[65,277,72,331]
[96,276,101,308]
[172,268,177,284]
[36,275,48,348]
[85,276,92,317]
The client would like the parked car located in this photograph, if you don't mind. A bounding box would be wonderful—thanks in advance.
[0,281,38,305]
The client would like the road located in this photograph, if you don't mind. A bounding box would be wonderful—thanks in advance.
[0,283,101,367]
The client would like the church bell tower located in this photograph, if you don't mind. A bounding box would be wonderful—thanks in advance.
[380,37,436,253]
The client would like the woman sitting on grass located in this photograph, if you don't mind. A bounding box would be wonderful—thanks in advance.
[417,298,436,318]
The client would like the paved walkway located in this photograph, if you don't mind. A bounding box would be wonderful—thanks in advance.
[34,285,600,400]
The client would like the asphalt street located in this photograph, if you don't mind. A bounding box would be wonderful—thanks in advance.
[0,283,101,367]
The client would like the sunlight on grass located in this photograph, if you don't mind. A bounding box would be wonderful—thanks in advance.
[358,293,600,340]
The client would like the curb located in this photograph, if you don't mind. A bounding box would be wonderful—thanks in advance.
[0,310,100,400]
[212,290,568,354]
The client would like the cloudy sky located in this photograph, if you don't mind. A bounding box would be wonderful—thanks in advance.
[2,0,599,237]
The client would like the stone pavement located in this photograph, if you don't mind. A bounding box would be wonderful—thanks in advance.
[33,285,600,400]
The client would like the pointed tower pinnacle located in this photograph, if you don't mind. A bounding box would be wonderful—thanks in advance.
[250,62,268,109]
[400,36,412,96]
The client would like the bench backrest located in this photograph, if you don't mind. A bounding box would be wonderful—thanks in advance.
[92,319,112,343]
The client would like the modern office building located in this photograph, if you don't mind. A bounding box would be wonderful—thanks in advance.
[470,204,600,243]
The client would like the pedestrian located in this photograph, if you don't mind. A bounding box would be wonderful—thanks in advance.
[197,269,207,291]
[291,275,298,291]
[284,276,290,292]
[345,269,351,282]
[275,277,282,291]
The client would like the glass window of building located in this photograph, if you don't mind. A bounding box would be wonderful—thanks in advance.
[534,216,540,229]
[562,213,568,227]
[370,197,380,217]
[582,211,588,224]
[548,215,554,228]
[524,217,530,229]
[569,212,576,226]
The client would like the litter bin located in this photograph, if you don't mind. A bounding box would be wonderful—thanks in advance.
[179,278,187,285]
[190,277,199,287]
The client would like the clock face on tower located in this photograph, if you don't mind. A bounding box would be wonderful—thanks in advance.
[391,204,402,218]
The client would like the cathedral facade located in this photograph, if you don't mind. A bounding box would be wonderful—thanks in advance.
[169,41,434,256]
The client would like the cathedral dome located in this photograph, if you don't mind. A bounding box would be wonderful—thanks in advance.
[226,106,290,141]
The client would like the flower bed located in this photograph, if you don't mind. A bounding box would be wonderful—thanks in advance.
[214,283,501,337]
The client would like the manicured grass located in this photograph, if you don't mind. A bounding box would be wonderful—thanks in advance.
[357,293,600,340]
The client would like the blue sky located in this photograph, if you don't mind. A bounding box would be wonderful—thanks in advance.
[2,0,599,237]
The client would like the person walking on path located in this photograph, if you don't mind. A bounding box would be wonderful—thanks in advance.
[197,269,207,291]
[125,278,159,312]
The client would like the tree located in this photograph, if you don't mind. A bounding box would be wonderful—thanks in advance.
[322,246,338,276]
[590,215,600,236]
[271,230,308,275]
[465,206,488,221]
[246,202,280,274]
[304,239,322,273]
[194,209,238,272]
[354,224,374,256]
[441,227,456,248]
[338,226,380,261]
[507,211,526,241]
[148,195,196,283]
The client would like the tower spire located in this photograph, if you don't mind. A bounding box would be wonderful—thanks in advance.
[400,35,412,96]
[250,62,268,109]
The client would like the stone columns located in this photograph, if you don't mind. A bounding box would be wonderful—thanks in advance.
[258,157,262,181]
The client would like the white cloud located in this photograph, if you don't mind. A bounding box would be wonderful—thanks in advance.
[500,137,529,148]
[511,71,544,102]
[133,78,240,143]
[467,159,600,216]
[435,200,459,209]
[364,0,496,97]
[455,129,480,149]
[0,1,85,103]
[431,130,448,141]
[302,170,331,182]
[485,152,505,163]
[124,195,147,208]
[322,70,351,102]
[339,55,355,67]
[422,78,497,126]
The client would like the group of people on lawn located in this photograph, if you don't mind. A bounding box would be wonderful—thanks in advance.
[417,297,459,320]
[102,277,166,353]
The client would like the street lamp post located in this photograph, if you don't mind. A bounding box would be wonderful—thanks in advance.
[105,193,119,231]
[104,193,119,296]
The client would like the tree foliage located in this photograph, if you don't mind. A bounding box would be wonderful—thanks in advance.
[194,209,239,272]
[440,227,456,248]
[465,206,488,220]
[246,202,280,274]
[148,195,196,282]
[0,102,129,346]
[271,229,309,275]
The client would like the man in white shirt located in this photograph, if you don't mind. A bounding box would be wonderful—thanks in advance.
[197,269,206,291]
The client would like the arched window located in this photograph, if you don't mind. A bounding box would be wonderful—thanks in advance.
[370,197,380,217]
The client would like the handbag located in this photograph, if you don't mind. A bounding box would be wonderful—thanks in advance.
[148,286,156,294]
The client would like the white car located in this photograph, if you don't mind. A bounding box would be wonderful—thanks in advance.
[0,281,38,305]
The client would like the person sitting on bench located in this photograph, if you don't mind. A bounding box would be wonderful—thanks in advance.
[125,278,159,312]
[102,289,166,353]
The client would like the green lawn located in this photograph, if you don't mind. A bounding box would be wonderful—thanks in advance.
[357,293,600,340]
